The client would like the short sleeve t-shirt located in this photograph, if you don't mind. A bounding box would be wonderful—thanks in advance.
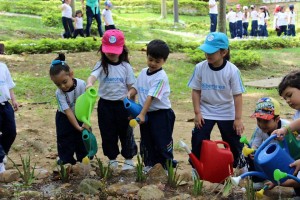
[0,62,15,103]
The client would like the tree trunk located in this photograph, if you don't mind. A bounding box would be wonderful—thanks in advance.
[71,0,76,17]
[174,0,179,23]
[218,0,227,34]
[0,43,4,54]
[161,0,167,19]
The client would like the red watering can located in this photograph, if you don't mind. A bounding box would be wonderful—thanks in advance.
[180,140,234,183]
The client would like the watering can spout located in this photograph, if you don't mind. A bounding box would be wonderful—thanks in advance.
[179,140,191,154]
[231,176,241,186]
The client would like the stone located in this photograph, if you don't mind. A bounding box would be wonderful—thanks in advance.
[244,77,283,89]
[146,163,167,184]
[0,187,12,198]
[78,178,106,195]
[169,193,191,200]
[137,185,164,200]
[19,190,42,199]
[34,168,50,179]
[107,182,140,196]
[0,169,19,183]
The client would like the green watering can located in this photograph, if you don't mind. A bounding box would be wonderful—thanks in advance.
[75,87,98,127]
[279,130,300,160]
[82,129,98,157]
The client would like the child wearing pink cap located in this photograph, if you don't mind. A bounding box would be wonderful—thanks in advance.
[86,29,137,170]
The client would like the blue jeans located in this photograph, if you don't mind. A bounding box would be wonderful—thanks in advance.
[250,20,258,37]
[62,17,74,38]
[85,6,103,37]
[288,24,296,36]
[0,102,17,163]
[191,119,243,168]
[229,22,236,38]
[243,22,249,36]
[209,14,218,32]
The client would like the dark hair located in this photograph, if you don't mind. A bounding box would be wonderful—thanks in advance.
[75,10,83,16]
[146,39,169,61]
[96,44,130,77]
[49,53,70,76]
[278,70,300,96]
[221,48,230,61]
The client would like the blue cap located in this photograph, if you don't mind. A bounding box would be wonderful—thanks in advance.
[199,32,229,54]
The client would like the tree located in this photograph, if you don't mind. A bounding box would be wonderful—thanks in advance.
[161,0,167,19]
[218,0,226,33]
[71,0,75,17]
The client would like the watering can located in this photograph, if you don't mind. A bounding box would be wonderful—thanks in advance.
[123,98,148,126]
[180,140,234,183]
[279,130,300,160]
[231,134,299,186]
[75,87,98,127]
[82,129,98,157]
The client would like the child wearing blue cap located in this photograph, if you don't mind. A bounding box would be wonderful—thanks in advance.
[188,32,246,170]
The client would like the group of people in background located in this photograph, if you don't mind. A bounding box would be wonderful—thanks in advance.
[60,0,115,39]
[226,4,296,39]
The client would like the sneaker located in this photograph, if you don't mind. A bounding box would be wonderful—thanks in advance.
[143,166,152,173]
[0,162,5,173]
[3,156,7,164]
[108,160,118,170]
[122,159,134,171]
[253,182,264,190]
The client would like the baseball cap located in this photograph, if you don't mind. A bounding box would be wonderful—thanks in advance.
[104,0,112,7]
[250,5,255,8]
[102,29,125,55]
[243,6,248,10]
[251,97,280,120]
[199,32,229,54]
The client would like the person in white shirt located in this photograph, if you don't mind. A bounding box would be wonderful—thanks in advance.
[288,4,296,37]
[250,5,259,37]
[209,0,218,32]
[188,32,246,169]
[0,57,19,173]
[73,10,85,38]
[60,0,74,38]
[236,4,243,38]
[226,8,236,38]
[242,6,250,37]
[276,6,288,37]
[102,1,116,31]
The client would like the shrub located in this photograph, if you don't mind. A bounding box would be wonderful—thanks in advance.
[42,11,61,27]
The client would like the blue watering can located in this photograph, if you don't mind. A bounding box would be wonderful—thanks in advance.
[123,98,148,123]
[231,134,300,185]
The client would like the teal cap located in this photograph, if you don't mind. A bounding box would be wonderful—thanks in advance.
[199,32,229,54]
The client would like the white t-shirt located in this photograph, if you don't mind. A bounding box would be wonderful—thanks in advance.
[188,60,245,120]
[133,68,171,111]
[0,62,15,103]
[75,17,83,29]
[277,12,288,26]
[242,12,250,23]
[251,10,258,21]
[56,78,86,114]
[250,119,290,148]
[209,0,218,14]
[236,11,243,21]
[62,3,72,18]
[102,9,114,26]
[91,61,136,101]
[289,11,296,25]
[258,12,265,25]
[227,11,236,23]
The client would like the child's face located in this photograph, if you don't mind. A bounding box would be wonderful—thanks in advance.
[205,50,227,67]
[281,86,300,110]
[147,55,166,72]
[256,117,279,134]
[76,13,82,17]
[105,53,120,62]
[51,71,74,92]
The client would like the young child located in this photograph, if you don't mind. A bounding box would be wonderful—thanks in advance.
[288,4,296,37]
[242,6,249,38]
[60,0,74,38]
[102,1,116,31]
[0,61,19,173]
[73,10,85,38]
[86,29,137,170]
[127,39,176,171]
[247,97,290,190]
[187,32,245,169]
[236,4,243,39]
[226,8,237,39]
[50,53,87,165]
[276,6,288,37]
[250,5,259,38]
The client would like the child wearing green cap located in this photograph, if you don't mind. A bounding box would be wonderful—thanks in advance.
[188,32,246,171]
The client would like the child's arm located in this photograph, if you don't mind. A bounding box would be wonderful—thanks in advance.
[192,89,204,129]
[64,108,83,132]
[9,89,19,111]
[127,87,137,99]
[86,75,97,88]
[233,93,244,135]
[272,118,300,139]
[136,96,153,124]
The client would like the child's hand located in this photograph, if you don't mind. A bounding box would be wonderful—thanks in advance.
[290,160,300,176]
[271,127,287,141]
[194,113,204,129]
[136,114,145,124]
[233,119,244,135]
[264,181,275,190]
[86,83,93,89]
[12,100,19,111]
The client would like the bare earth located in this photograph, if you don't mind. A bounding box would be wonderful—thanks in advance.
[0,52,297,199]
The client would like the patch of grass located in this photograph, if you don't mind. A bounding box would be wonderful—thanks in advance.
[57,162,71,183]
[95,156,112,180]
[166,160,183,188]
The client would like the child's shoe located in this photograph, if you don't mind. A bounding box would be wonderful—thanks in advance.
[143,166,152,174]
[0,162,5,173]
[3,156,7,164]
[122,159,134,171]
[109,160,118,170]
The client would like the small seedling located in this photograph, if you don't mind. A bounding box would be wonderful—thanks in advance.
[8,155,36,186]
[192,171,203,196]
[245,177,256,200]
[136,154,146,182]
[95,156,112,180]
[166,160,183,188]
[57,162,71,183]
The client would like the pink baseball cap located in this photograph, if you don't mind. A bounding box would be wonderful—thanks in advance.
[102,29,125,55]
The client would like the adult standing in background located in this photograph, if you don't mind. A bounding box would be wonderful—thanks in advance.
[209,0,218,32]
[81,0,103,37]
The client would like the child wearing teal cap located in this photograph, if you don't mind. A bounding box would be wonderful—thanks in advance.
[188,32,246,171]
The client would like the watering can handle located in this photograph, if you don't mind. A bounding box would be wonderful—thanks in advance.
[215,140,231,151]
[255,134,278,160]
